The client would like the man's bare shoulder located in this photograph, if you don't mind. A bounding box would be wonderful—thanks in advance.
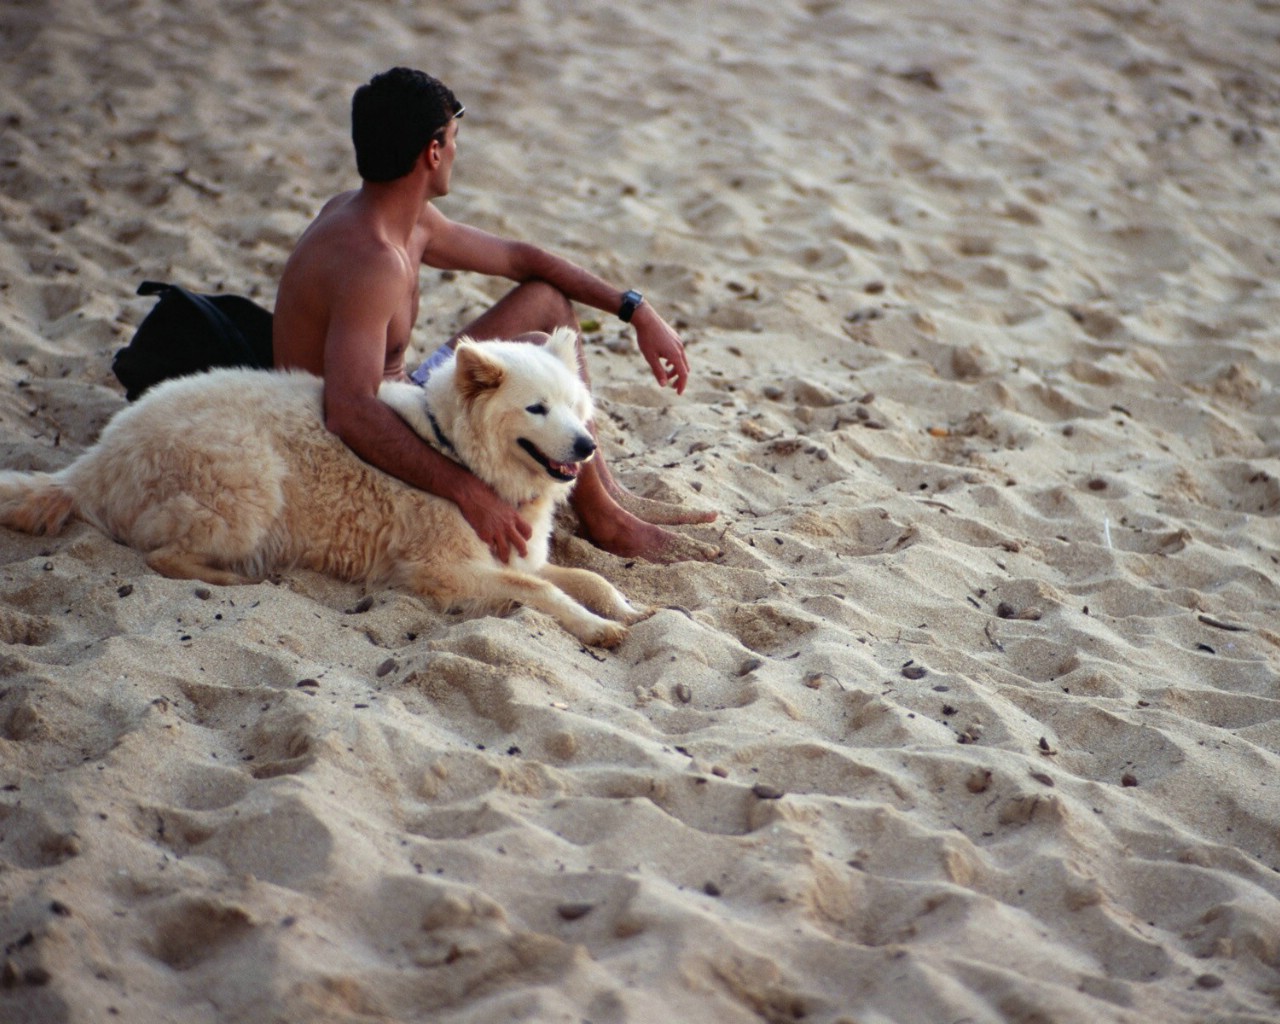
[286,196,408,284]
[298,193,386,256]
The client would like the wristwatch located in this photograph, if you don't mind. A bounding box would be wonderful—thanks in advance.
[618,289,644,323]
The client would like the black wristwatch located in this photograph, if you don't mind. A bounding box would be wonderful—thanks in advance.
[618,289,644,323]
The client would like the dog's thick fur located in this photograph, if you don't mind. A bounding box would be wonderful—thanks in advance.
[0,328,647,647]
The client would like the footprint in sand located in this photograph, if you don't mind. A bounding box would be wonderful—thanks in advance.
[0,606,57,647]
[407,801,519,842]
[193,794,334,889]
[145,893,255,971]
[0,797,83,869]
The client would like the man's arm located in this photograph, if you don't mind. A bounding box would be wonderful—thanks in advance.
[421,208,692,394]
[322,252,532,561]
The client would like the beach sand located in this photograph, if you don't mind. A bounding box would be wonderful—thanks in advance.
[2,0,1279,1021]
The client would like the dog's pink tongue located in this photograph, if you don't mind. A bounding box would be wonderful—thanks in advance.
[551,459,580,478]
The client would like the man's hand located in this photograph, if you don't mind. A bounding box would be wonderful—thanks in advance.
[634,308,690,395]
[458,475,532,562]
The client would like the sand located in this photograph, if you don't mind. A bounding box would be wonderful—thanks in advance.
[2,0,1280,1021]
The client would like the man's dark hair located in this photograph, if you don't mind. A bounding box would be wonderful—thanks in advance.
[351,67,463,182]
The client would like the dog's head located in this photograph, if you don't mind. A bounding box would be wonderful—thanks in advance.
[452,328,596,497]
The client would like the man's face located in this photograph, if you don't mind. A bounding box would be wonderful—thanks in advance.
[430,117,460,195]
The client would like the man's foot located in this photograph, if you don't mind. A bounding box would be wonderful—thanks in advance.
[606,485,719,527]
[595,462,718,527]
[581,506,721,564]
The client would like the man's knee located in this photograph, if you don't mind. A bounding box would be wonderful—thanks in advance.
[522,279,575,328]
[453,280,577,344]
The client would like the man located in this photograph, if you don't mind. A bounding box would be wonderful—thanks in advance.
[273,67,716,564]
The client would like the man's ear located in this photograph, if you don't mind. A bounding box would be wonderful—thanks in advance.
[455,341,505,403]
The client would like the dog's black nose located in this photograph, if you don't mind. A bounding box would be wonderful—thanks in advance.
[573,435,597,460]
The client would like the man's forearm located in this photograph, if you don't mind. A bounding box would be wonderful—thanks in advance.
[513,243,632,319]
[510,242,688,391]
[326,396,481,508]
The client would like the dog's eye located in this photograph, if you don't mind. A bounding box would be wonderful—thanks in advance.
[525,402,548,416]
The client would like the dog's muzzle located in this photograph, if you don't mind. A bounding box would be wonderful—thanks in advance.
[519,435,596,481]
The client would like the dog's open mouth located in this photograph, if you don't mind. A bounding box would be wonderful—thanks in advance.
[518,439,584,482]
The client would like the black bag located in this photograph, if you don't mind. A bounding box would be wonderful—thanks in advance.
[111,281,274,401]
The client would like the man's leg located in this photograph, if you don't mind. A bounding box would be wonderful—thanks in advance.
[448,279,580,347]
[453,282,718,562]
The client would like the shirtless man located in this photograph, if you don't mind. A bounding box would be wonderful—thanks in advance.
[273,67,716,564]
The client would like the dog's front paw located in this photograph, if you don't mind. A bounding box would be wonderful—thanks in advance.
[620,603,656,626]
[583,621,629,649]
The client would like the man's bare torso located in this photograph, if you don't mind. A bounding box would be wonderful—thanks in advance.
[273,190,427,381]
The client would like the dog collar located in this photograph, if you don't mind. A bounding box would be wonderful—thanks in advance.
[427,409,463,464]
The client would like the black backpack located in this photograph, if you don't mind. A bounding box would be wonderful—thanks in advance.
[111,281,274,401]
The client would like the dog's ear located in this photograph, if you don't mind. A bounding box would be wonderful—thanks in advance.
[544,327,581,372]
[455,342,506,403]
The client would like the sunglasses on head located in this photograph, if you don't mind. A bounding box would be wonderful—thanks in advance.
[432,105,465,142]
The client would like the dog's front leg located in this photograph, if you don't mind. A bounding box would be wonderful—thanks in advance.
[537,564,651,626]
[477,567,632,648]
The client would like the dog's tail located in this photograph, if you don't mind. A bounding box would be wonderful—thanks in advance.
[0,471,76,537]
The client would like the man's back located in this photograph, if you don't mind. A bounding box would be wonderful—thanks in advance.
[273,191,420,380]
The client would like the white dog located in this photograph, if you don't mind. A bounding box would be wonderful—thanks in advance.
[0,328,647,647]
